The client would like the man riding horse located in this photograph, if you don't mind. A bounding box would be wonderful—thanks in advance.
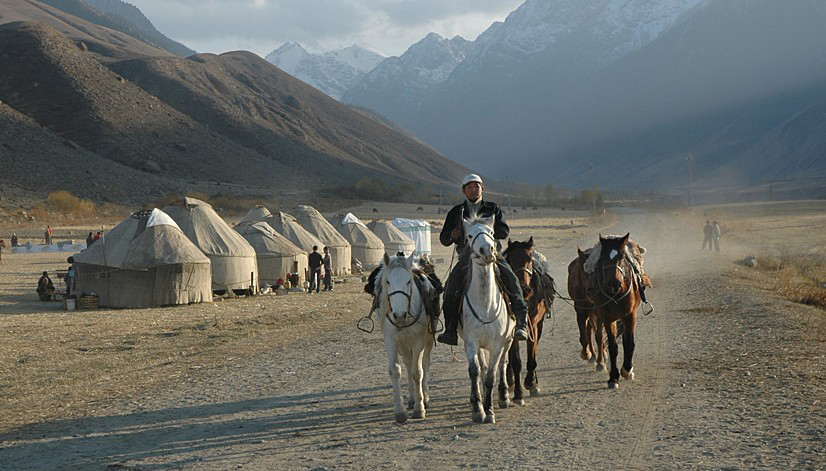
[437,174,530,345]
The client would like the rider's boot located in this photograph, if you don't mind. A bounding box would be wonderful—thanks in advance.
[437,316,458,345]
[514,308,529,341]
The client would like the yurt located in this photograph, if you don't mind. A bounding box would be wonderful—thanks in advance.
[239,205,272,226]
[393,218,432,256]
[236,222,308,286]
[292,205,351,275]
[72,209,211,308]
[367,220,416,257]
[163,197,258,293]
[268,211,324,254]
[338,213,385,268]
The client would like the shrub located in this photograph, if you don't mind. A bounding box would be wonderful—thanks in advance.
[46,191,96,217]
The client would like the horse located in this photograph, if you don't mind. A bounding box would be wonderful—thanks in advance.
[503,237,553,404]
[585,233,643,389]
[567,251,607,371]
[459,216,515,424]
[376,253,434,423]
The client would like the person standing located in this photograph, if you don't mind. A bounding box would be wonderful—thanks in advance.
[44,227,51,245]
[37,271,55,301]
[86,232,94,248]
[702,220,713,250]
[308,245,323,294]
[436,174,529,346]
[712,220,722,252]
[322,246,333,291]
[10,233,18,248]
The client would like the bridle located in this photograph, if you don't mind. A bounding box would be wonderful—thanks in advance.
[384,274,422,329]
[594,253,633,305]
[468,227,497,264]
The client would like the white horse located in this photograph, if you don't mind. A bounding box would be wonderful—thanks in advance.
[376,253,434,424]
[459,216,515,424]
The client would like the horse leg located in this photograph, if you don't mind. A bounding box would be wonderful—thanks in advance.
[605,321,620,389]
[422,340,433,409]
[385,339,407,423]
[498,339,513,410]
[483,346,503,424]
[409,348,427,419]
[526,318,543,396]
[465,342,485,423]
[621,315,637,381]
[507,340,524,405]
[577,309,593,361]
[593,314,606,372]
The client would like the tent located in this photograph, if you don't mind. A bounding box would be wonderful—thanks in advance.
[164,197,258,293]
[236,222,308,286]
[293,205,351,275]
[367,220,416,257]
[72,209,211,308]
[239,205,272,226]
[267,211,325,254]
[392,218,432,256]
[338,213,385,268]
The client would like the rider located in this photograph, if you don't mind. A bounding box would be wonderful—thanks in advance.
[437,174,530,345]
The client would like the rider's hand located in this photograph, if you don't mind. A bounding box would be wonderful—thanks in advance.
[450,227,462,242]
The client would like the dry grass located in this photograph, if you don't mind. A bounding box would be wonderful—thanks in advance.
[749,254,826,309]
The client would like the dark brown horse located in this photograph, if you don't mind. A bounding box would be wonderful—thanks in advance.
[567,252,606,371]
[585,233,643,389]
[502,237,553,404]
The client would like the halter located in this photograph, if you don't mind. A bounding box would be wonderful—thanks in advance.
[464,223,505,324]
[384,276,422,329]
[594,254,633,305]
[468,227,497,263]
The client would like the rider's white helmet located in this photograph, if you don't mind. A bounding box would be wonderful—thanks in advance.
[461,174,484,188]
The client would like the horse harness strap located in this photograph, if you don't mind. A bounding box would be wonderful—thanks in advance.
[463,263,512,325]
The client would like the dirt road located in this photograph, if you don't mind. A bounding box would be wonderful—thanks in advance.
[1,211,824,470]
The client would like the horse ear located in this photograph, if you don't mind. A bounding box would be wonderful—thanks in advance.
[528,236,534,247]
[508,238,512,247]
[621,233,630,246]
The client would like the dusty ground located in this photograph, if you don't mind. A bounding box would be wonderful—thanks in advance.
[0,204,824,470]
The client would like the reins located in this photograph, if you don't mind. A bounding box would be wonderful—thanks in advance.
[384,287,424,329]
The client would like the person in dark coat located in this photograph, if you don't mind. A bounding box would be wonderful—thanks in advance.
[37,271,55,301]
[436,174,529,346]
[308,246,323,294]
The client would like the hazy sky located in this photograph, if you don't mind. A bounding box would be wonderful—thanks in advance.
[129,0,525,57]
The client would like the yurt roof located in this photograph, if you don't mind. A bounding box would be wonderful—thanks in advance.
[236,222,305,257]
[339,213,384,249]
[73,209,209,269]
[163,197,255,257]
[293,205,350,248]
[367,220,416,246]
[269,211,324,250]
[239,206,272,226]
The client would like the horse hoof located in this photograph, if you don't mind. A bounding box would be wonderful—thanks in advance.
[529,386,541,397]
[395,412,408,424]
[484,414,496,424]
[472,412,485,424]
[580,350,592,361]
[412,409,426,420]
[595,363,606,372]
[621,368,635,381]
[588,356,597,364]
[499,400,511,409]
[608,381,619,390]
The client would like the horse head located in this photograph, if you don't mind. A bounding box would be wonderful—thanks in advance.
[380,252,418,323]
[597,233,631,297]
[505,237,535,299]
[463,216,497,265]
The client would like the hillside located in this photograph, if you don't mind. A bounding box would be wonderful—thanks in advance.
[0,0,172,60]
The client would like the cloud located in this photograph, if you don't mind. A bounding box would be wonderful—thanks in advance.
[130,0,523,56]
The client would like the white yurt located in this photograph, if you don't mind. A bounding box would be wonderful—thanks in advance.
[293,205,351,275]
[268,211,325,253]
[164,197,258,293]
[236,222,308,286]
[72,209,212,308]
[367,220,416,257]
[239,205,272,226]
[392,218,432,256]
[338,213,385,268]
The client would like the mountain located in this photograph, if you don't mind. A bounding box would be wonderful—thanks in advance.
[0,0,172,59]
[0,20,468,202]
[343,33,472,128]
[82,0,195,56]
[345,0,826,190]
[266,42,384,99]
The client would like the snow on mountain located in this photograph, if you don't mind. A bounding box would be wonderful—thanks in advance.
[265,43,384,100]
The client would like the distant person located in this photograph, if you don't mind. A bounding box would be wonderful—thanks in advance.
[86,232,94,248]
[37,271,55,301]
[712,221,722,252]
[10,233,18,247]
[66,265,76,297]
[702,220,713,251]
[44,227,51,245]
[322,247,333,291]
[308,245,323,294]
[0,240,4,264]
[93,231,102,243]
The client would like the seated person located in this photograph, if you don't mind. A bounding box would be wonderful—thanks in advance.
[37,271,55,301]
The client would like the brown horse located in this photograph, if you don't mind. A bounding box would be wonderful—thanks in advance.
[502,237,553,404]
[567,252,606,371]
[584,233,643,389]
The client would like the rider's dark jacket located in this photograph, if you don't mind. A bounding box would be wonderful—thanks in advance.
[439,200,509,248]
